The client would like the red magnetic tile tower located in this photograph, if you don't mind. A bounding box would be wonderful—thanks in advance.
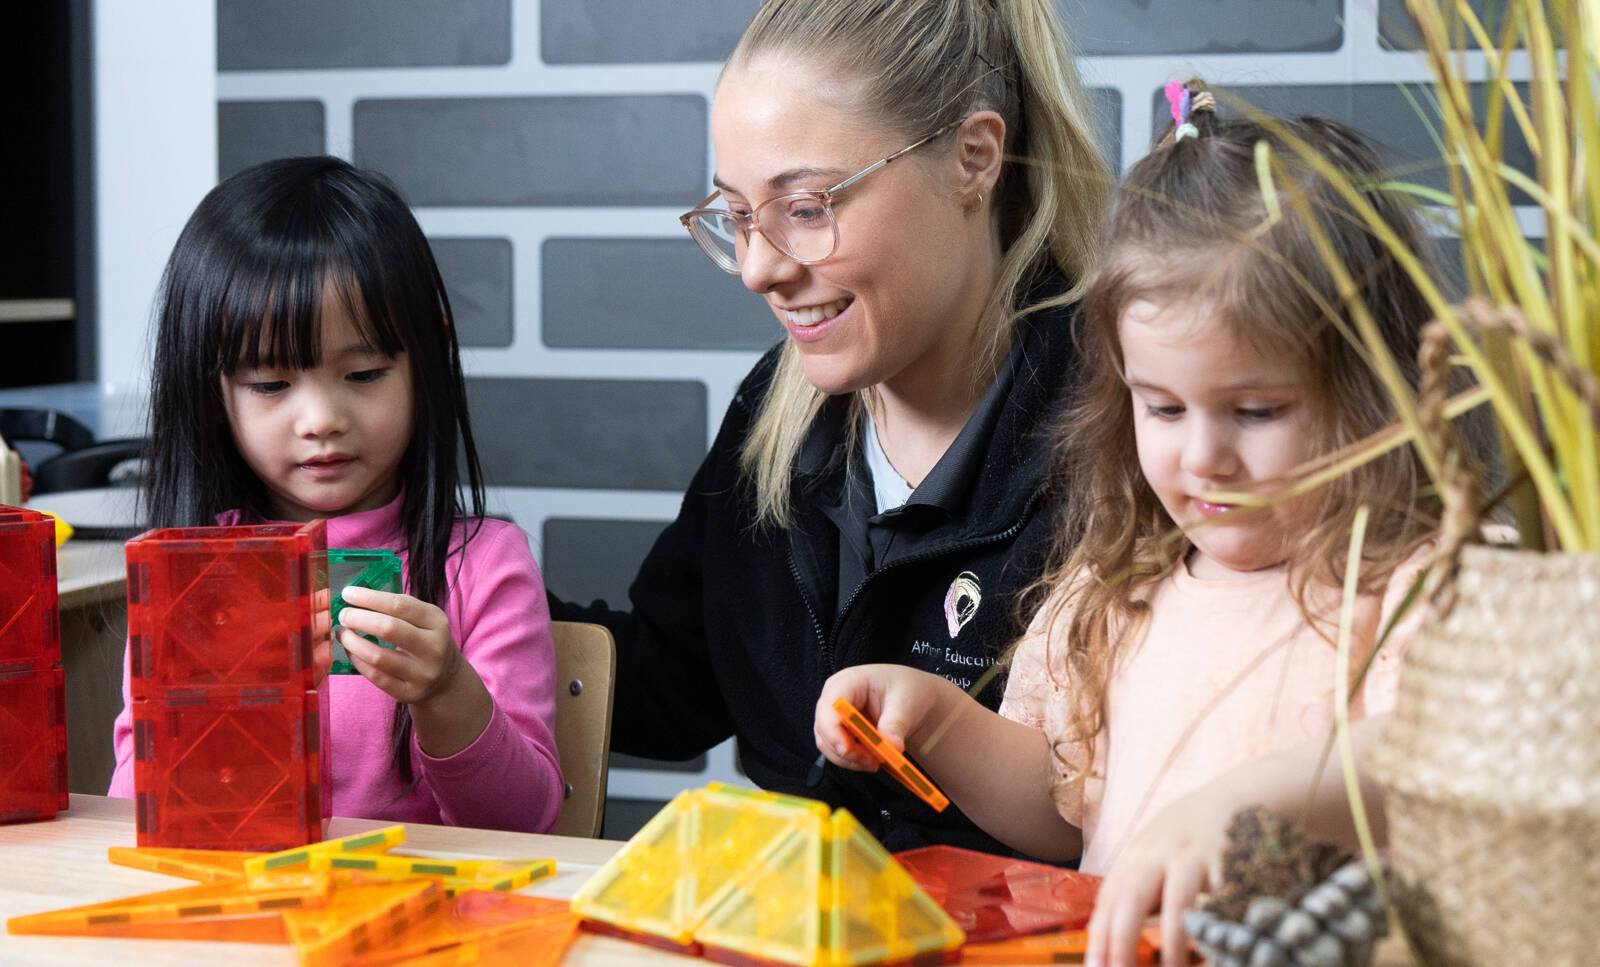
[0,506,68,824]
[126,521,332,850]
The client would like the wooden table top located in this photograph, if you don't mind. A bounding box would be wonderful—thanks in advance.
[0,795,695,966]
[0,801,1418,966]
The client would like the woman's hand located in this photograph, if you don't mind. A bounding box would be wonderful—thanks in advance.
[1086,788,1233,967]
[814,664,959,771]
[336,585,494,758]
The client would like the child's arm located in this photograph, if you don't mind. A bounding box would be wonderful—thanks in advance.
[339,524,564,833]
[816,665,1083,862]
[1085,715,1391,967]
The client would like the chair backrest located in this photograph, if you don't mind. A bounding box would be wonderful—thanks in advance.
[32,438,147,494]
[549,620,617,838]
[0,408,95,453]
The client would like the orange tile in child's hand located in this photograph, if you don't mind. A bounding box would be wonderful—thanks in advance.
[832,697,949,812]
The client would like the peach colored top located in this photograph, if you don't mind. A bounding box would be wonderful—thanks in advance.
[998,552,1425,874]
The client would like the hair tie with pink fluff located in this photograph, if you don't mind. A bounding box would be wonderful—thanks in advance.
[1164,81,1200,142]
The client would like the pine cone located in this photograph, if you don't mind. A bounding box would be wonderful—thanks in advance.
[1207,805,1351,922]
[1185,860,1389,967]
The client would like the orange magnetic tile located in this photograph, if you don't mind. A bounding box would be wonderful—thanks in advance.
[959,928,1159,965]
[282,876,442,967]
[399,914,580,967]
[46,913,289,944]
[108,845,266,883]
[7,873,332,936]
[832,697,950,812]
[347,892,573,966]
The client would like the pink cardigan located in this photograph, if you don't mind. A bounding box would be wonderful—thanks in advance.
[108,493,564,833]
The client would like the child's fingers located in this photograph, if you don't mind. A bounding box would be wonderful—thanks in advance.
[337,606,423,652]
[819,666,916,751]
[1159,864,1203,966]
[816,732,877,772]
[342,631,411,697]
[341,628,418,682]
[340,586,443,629]
[871,692,914,753]
[1087,862,1163,967]
[1107,871,1164,967]
[812,696,878,771]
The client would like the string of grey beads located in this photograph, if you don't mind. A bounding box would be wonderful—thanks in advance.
[1184,861,1389,967]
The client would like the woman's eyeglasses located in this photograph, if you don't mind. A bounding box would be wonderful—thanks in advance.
[679,121,959,274]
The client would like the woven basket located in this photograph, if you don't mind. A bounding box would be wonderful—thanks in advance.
[1371,543,1600,965]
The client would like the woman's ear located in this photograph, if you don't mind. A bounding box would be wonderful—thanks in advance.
[954,110,1006,207]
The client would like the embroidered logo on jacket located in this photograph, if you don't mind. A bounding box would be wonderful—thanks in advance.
[943,571,982,638]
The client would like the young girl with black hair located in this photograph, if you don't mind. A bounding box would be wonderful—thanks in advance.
[107,156,563,833]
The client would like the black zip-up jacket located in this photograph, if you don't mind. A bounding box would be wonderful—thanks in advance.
[550,300,1078,853]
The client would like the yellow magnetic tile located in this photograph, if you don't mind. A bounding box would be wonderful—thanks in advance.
[243,824,405,881]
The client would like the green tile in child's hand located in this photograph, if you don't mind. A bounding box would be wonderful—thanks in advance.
[328,548,402,673]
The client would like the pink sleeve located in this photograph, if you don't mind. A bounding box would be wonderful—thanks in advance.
[411,522,564,833]
[107,641,135,796]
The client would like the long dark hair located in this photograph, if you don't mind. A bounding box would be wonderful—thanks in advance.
[145,155,486,784]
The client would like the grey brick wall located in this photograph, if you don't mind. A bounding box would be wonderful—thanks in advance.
[541,239,775,350]
[1148,82,1536,200]
[216,0,1538,830]
[1061,0,1345,55]
[1379,0,1501,49]
[352,95,707,207]
[219,0,513,69]
[218,100,324,180]
[433,238,515,348]
[466,377,706,490]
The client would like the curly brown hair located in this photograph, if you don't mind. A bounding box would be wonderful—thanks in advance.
[1023,80,1448,790]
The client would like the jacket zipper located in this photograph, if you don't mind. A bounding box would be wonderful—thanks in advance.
[818,488,1045,674]
[787,547,832,671]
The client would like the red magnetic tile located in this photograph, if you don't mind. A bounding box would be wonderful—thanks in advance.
[0,506,60,666]
[133,681,329,850]
[125,522,329,699]
[895,845,1100,944]
[0,661,68,823]
[312,660,332,826]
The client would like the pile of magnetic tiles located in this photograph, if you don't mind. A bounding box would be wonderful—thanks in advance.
[6,825,573,966]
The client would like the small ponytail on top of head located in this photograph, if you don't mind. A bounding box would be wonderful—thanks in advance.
[1156,77,1220,150]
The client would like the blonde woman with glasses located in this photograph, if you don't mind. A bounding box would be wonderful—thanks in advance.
[550,0,1109,853]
